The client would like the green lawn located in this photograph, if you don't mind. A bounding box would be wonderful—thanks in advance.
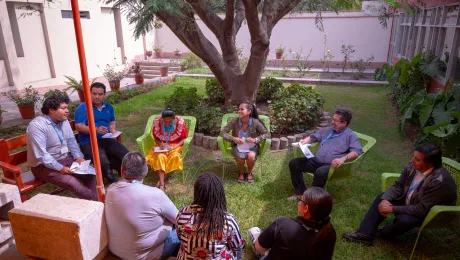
[22,77,460,259]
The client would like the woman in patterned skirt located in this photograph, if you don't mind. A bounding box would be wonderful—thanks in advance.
[176,173,245,260]
[146,108,188,191]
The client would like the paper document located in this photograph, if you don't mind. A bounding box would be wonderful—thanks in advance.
[102,131,122,139]
[154,147,170,153]
[237,142,255,153]
[292,142,314,159]
[70,160,96,175]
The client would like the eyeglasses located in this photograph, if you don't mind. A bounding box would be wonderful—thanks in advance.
[297,197,307,204]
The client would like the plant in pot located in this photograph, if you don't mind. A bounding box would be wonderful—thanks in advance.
[7,86,41,119]
[174,48,182,57]
[0,105,7,126]
[63,75,95,102]
[159,61,169,76]
[100,64,127,91]
[131,62,144,84]
[154,45,164,58]
[275,45,284,59]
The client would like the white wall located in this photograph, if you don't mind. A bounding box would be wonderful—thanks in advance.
[156,12,392,62]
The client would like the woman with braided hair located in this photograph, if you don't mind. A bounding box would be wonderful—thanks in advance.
[176,173,244,260]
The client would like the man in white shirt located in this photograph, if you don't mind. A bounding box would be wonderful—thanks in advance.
[27,93,97,200]
[105,152,180,260]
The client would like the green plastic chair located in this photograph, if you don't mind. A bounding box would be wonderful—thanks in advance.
[217,113,271,179]
[381,157,460,260]
[136,115,196,183]
[293,131,376,190]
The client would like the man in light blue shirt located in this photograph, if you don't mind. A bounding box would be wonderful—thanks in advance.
[27,93,97,200]
[75,82,129,183]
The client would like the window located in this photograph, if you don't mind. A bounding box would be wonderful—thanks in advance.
[388,3,460,83]
[61,10,90,19]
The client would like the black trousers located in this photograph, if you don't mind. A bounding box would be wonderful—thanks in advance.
[357,193,424,239]
[289,157,331,194]
[80,138,129,177]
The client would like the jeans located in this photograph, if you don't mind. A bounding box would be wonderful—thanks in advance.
[161,228,180,260]
[80,138,129,178]
[357,193,424,239]
[289,157,330,194]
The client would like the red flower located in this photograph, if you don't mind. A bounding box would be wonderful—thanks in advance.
[242,238,246,245]
[221,251,226,258]
[181,244,185,250]
[184,227,192,233]
[197,250,206,258]
[217,233,223,239]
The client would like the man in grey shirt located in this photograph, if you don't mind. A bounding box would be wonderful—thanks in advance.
[288,109,363,200]
[105,152,180,260]
[27,94,97,200]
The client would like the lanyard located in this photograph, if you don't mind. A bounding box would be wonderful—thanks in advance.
[124,179,142,184]
[239,117,253,138]
[408,172,424,195]
[47,117,64,144]
[321,128,348,146]
[162,120,176,142]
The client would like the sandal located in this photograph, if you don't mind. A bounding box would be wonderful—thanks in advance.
[247,174,254,183]
[156,181,166,191]
[237,173,245,183]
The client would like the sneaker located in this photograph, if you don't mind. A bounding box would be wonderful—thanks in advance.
[287,194,302,201]
[342,232,374,246]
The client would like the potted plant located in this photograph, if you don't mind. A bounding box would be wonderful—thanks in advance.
[154,45,164,58]
[100,64,127,91]
[275,45,284,59]
[131,62,144,85]
[7,86,41,119]
[64,76,85,102]
[0,105,7,125]
[159,62,169,76]
[174,48,182,57]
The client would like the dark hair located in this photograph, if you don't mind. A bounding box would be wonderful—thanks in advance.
[41,94,70,115]
[303,187,335,258]
[161,108,175,118]
[240,102,259,119]
[415,143,443,169]
[90,82,106,93]
[335,109,352,126]
[193,173,227,238]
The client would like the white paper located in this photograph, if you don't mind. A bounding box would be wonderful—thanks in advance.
[102,131,122,139]
[237,141,255,153]
[70,160,96,175]
[154,147,169,153]
[292,142,314,159]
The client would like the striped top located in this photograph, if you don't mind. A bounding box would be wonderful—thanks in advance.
[176,205,245,260]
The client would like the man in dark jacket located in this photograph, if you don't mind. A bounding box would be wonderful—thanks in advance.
[342,143,457,245]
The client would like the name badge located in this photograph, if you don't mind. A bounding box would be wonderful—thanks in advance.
[61,146,69,154]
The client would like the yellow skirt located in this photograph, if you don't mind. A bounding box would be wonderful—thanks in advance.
[146,146,183,174]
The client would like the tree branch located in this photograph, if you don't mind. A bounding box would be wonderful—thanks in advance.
[242,0,265,44]
[233,0,245,36]
[223,0,235,34]
[185,0,223,38]
[261,0,301,34]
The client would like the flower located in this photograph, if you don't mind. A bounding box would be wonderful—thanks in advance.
[328,49,331,52]
[192,247,209,259]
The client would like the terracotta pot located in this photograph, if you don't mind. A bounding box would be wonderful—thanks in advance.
[160,67,169,77]
[145,51,153,57]
[276,52,283,59]
[18,105,35,119]
[109,81,121,91]
[77,89,85,102]
[155,51,163,58]
[174,51,182,57]
[135,74,144,85]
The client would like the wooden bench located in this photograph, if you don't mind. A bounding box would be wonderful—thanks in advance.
[0,120,122,202]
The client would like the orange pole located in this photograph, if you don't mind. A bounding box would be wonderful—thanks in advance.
[70,0,105,202]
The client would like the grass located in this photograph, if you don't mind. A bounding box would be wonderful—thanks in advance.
[18,77,460,259]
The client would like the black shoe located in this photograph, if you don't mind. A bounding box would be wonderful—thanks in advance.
[104,173,119,184]
[342,232,374,246]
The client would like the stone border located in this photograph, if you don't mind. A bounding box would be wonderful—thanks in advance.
[191,112,332,151]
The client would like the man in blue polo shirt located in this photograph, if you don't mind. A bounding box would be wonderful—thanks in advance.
[74,82,129,183]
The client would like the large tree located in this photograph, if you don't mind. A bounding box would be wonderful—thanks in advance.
[106,0,360,106]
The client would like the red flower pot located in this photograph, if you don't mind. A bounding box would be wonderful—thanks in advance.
[276,52,283,59]
[18,105,35,119]
[109,81,121,91]
[145,51,153,57]
[135,74,144,85]
[155,51,163,58]
[160,67,169,77]
[77,89,85,102]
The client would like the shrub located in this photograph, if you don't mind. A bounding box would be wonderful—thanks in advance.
[257,77,283,102]
[205,78,225,105]
[105,88,140,104]
[374,66,387,81]
[351,56,374,80]
[164,87,202,115]
[43,89,69,100]
[183,53,204,70]
[269,83,324,135]
[191,105,224,136]
[7,86,41,107]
